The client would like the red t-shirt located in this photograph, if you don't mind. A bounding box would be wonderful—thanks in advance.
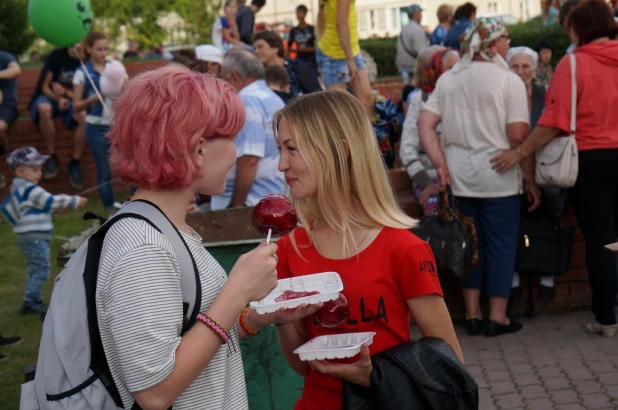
[537,41,618,151]
[276,227,444,410]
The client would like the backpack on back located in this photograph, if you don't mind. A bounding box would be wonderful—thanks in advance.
[20,200,202,410]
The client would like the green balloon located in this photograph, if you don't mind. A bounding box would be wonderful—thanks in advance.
[28,0,93,47]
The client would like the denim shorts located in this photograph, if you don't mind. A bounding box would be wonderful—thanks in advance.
[30,95,75,128]
[316,47,367,86]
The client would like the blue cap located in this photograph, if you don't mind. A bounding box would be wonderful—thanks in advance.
[407,4,423,14]
[7,147,49,171]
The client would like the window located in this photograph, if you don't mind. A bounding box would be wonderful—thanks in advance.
[370,9,376,30]
[358,9,369,31]
[391,8,398,30]
[377,9,386,30]
[487,2,499,12]
[399,7,410,26]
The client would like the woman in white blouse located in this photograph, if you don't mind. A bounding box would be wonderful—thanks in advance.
[418,18,541,338]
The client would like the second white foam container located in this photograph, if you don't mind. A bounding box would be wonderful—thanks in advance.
[293,332,377,361]
[249,271,343,314]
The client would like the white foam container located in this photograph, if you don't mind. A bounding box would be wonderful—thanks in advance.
[293,332,377,361]
[249,272,343,314]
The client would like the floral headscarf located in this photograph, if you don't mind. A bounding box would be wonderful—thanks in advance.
[419,48,457,93]
[454,17,509,72]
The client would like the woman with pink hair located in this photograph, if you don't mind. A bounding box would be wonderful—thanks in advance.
[100,65,318,409]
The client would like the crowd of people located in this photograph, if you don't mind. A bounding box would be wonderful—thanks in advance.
[1,0,617,408]
[403,0,617,339]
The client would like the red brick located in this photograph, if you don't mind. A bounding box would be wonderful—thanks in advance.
[569,281,592,296]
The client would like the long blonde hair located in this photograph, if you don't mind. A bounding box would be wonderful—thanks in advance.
[273,90,417,258]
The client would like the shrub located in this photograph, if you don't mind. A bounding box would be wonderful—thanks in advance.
[508,20,570,66]
[360,20,570,78]
[360,37,398,78]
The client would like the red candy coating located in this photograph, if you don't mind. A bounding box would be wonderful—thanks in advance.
[314,293,350,328]
[252,193,298,237]
[275,290,320,302]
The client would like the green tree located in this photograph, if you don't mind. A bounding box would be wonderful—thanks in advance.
[91,0,221,48]
[91,0,173,48]
[0,0,36,57]
[174,0,222,45]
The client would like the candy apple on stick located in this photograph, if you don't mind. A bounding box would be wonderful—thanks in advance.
[252,193,298,244]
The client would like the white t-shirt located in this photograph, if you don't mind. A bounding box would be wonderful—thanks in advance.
[424,62,530,198]
[96,218,248,410]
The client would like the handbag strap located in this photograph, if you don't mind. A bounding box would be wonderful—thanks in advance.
[438,185,459,221]
[79,60,110,112]
[568,53,577,134]
[398,33,418,59]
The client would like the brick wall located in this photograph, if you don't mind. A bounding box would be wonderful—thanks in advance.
[1,60,167,199]
[1,64,592,317]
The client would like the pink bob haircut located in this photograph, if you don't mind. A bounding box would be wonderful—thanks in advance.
[108,64,245,190]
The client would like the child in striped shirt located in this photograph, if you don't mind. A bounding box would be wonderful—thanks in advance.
[1,146,87,313]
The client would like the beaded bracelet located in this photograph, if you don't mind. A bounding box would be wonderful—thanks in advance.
[196,313,230,344]
[239,307,259,336]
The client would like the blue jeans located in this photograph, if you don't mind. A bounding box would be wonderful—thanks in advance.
[457,195,522,298]
[400,69,413,85]
[86,124,115,210]
[17,238,51,303]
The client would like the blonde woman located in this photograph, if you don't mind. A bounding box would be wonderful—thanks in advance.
[274,90,462,410]
[400,46,459,216]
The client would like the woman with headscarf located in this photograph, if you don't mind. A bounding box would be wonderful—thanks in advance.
[506,46,562,301]
[418,18,541,338]
[400,46,459,216]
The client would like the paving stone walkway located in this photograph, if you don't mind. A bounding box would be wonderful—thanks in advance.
[455,311,618,409]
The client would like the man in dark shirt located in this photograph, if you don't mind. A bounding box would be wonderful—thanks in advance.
[0,51,21,189]
[236,0,267,45]
[288,5,317,73]
[28,46,86,188]
[444,2,477,50]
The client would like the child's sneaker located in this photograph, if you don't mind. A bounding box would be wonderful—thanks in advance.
[586,322,617,337]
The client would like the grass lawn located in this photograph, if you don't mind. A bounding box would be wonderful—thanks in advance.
[0,195,121,409]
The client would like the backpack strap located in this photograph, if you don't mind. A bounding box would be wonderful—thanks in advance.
[82,200,201,409]
[119,200,202,333]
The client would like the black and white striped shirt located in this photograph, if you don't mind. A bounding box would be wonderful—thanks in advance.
[96,218,248,409]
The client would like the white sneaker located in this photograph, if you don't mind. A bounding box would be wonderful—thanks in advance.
[586,322,617,337]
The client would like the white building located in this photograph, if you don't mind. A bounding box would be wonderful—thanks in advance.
[256,0,542,38]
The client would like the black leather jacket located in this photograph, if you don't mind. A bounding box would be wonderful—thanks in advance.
[342,338,479,410]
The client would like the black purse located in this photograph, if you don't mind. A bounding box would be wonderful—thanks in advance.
[515,193,575,276]
[413,187,478,283]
